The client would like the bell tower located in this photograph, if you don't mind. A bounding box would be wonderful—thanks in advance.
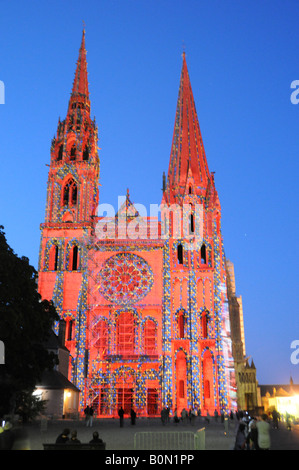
[45,29,99,225]
[161,52,236,414]
[38,30,99,401]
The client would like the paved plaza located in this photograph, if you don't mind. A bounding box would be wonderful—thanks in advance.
[10,416,299,451]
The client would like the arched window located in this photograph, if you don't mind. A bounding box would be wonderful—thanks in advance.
[144,319,157,355]
[70,145,76,161]
[201,244,206,264]
[178,310,185,338]
[177,243,183,265]
[202,311,209,338]
[190,213,194,233]
[204,379,210,398]
[57,144,63,161]
[117,311,135,355]
[67,319,74,341]
[49,244,59,271]
[71,245,79,271]
[62,178,77,207]
[83,145,89,161]
[179,379,185,398]
[189,203,195,234]
[94,320,108,357]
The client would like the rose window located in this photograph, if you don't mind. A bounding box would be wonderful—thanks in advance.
[98,253,153,305]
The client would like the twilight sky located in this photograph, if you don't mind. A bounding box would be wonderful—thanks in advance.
[0,0,298,384]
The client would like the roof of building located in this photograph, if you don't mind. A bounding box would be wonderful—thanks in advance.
[44,327,69,353]
[259,382,299,397]
[37,369,80,392]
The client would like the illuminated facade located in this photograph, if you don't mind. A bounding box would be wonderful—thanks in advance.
[226,259,259,410]
[260,379,299,420]
[38,31,237,417]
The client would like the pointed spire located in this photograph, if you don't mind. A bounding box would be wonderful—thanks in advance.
[72,28,89,96]
[68,29,90,115]
[165,52,210,204]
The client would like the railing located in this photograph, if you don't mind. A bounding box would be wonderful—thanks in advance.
[134,428,205,450]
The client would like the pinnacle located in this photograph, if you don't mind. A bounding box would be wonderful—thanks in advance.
[165,53,210,203]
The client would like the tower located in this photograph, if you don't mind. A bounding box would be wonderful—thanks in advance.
[38,30,99,402]
[160,52,236,413]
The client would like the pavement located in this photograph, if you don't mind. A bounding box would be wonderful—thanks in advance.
[11,416,235,451]
[9,416,299,451]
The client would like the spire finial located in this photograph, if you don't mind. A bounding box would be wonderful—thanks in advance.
[182,41,186,60]
[69,29,89,100]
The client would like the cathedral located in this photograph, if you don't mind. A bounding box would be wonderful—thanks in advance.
[37,30,243,418]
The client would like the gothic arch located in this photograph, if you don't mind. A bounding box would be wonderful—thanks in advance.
[45,239,62,271]
[141,317,158,355]
[92,317,108,356]
[83,144,90,161]
[114,309,139,356]
[199,308,211,339]
[201,347,216,411]
[70,144,77,161]
[61,176,78,207]
[175,308,188,339]
[175,348,188,411]
[57,143,63,161]
[65,239,81,271]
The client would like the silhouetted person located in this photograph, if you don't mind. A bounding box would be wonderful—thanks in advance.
[56,428,70,443]
[68,430,80,444]
[89,431,103,444]
[130,408,136,425]
[118,407,124,427]
[234,422,246,450]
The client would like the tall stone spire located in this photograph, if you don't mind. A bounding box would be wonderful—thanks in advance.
[164,53,210,205]
[48,29,99,224]
[68,28,90,115]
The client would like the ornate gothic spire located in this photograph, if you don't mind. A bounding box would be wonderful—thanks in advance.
[68,28,90,115]
[164,53,210,204]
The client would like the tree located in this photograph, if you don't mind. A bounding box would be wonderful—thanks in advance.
[0,226,59,418]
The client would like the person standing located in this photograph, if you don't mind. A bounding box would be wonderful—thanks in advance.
[84,405,90,426]
[234,422,246,450]
[130,408,136,425]
[118,406,124,427]
[257,414,271,450]
[248,417,259,450]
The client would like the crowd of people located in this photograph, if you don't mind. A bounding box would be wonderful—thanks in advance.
[233,411,271,450]
[58,402,290,451]
[53,405,293,450]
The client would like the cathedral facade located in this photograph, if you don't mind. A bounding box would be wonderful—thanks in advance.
[38,31,237,418]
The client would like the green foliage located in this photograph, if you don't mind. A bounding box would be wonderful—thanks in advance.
[15,390,48,423]
[0,226,59,417]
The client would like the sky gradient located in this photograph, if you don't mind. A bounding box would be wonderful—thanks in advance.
[0,0,298,385]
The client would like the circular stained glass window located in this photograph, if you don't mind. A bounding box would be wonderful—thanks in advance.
[98,253,154,305]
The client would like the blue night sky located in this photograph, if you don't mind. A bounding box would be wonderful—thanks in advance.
[0,0,298,385]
